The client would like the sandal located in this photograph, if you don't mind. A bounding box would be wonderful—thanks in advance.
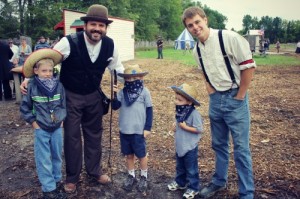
[97,174,111,185]
[64,183,77,194]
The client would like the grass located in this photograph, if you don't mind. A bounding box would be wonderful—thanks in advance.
[135,47,300,67]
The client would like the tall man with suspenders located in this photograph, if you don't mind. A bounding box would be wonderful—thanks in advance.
[182,7,256,199]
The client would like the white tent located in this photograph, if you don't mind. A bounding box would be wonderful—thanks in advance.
[174,28,195,50]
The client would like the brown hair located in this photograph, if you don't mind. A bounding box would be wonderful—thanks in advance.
[182,6,206,27]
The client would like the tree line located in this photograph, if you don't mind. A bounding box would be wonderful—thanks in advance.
[0,0,299,44]
[241,15,300,44]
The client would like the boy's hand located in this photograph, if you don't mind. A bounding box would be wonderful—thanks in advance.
[32,121,40,129]
[144,130,151,138]
[179,121,187,129]
[113,84,119,93]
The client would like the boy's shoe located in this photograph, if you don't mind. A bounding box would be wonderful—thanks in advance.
[43,188,67,199]
[137,176,148,192]
[183,189,199,199]
[123,174,136,192]
[167,181,187,191]
[199,183,226,198]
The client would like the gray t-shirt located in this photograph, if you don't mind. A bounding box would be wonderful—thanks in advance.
[175,109,203,157]
[118,87,152,134]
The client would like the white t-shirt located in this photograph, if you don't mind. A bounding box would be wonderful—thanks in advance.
[193,28,256,91]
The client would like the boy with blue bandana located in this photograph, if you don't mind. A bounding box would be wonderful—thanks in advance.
[20,49,67,199]
[167,83,204,199]
[112,65,153,193]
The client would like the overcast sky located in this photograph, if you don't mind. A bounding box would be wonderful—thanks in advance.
[198,0,300,30]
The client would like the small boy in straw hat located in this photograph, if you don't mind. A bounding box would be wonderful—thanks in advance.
[167,83,204,199]
[20,49,67,199]
[111,64,153,192]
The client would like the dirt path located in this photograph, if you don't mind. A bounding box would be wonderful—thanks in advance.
[0,57,299,198]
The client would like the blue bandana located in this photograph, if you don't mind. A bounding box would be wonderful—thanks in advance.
[34,75,59,98]
[175,104,195,123]
[123,79,144,106]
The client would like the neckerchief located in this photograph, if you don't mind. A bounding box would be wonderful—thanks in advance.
[175,104,195,123]
[123,79,144,106]
[34,76,59,98]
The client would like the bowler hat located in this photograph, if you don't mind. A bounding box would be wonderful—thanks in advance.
[81,4,113,24]
[171,83,200,106]
[23,49,63,78]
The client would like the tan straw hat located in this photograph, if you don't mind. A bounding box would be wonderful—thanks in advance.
[171,83,200,106]
[80,4,113,24]
[23,49,63,78]
[118,64,148,78]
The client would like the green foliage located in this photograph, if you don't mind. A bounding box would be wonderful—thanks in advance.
[242,14,300,43]
[0,0,298,43]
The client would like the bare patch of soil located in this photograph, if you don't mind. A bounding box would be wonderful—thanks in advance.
[0,55,299,199]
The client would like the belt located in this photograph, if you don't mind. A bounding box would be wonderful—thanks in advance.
[217,88,238,94]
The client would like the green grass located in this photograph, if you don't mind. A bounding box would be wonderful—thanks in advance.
[253,54,300,66]
[136,47,300,67]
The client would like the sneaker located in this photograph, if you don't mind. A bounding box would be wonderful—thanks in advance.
[183,189,199,199]
[123,174,136,192]
[199,183,226,198]
[137,176,147,192]
[167,181,187,191]
[43,189,67,199]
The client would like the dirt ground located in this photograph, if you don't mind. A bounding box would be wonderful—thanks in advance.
[0,53,299,199]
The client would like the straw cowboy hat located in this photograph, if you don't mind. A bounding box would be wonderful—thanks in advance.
[80,4,113,24]
[23,49,63,78]
[171,83,200,106]
[118,64,148,78]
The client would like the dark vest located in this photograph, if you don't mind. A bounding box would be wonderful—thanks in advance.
[60,31,114,95]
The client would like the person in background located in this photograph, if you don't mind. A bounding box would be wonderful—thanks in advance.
[18,37,32,66]
[8,38,19,95]
[111,65,153,193]
[156,36,163,59]
[182,6,256,199]
[0,40,13,101]
[295,40,300,54]
[20,49,67,199]
[167,83,204,199]
[276,40,280,53]
[8,38,19,66]
[34,36,51,51]
[20,4,124,195]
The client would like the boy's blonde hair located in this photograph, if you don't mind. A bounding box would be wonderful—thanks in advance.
[182,6,206,27]
[35,58,55,69]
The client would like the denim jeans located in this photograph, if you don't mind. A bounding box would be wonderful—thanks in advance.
[209,89,254,198]
[157,47,163,59]
[175,146,200,191]
[34,127,63,192]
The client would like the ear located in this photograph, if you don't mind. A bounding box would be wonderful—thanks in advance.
[33,67,38,75]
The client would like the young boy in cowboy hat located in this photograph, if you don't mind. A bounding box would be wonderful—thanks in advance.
[111,64,153,193]
[167,83,204,199]
[20,49,67,199]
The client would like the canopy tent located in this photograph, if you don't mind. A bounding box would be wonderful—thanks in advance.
[174,28,195,50]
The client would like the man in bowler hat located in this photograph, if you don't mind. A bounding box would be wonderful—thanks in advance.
[21,4,124,194]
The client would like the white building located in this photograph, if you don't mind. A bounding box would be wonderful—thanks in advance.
[54,9,135,61]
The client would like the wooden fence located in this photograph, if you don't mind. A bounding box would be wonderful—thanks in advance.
[135,40,174,49]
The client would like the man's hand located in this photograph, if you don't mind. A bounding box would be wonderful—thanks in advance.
[20,78,29,94]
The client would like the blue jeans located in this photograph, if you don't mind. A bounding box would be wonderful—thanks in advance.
[175,146,199,192]
[34,127,63,192]
[209,89,254,198]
